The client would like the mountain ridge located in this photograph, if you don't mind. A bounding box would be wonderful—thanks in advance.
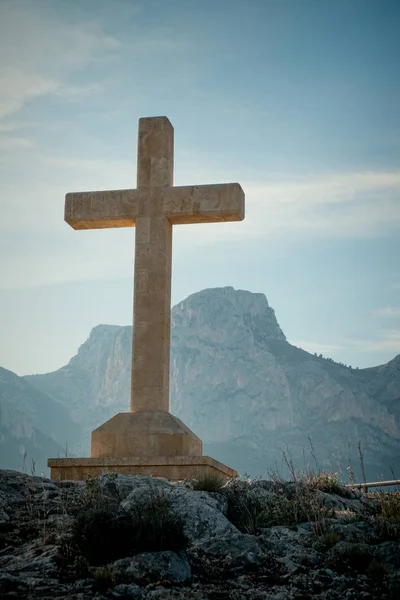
[0,366,80,474]
[22,287,400,480]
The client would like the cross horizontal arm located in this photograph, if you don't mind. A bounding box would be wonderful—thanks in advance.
[65,189,139,230]
[164,183,244,224]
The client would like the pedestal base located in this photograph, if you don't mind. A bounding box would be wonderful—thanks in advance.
[48,455,238,482]
[91,412,202,458]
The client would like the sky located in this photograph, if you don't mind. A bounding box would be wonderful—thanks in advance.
[0,0,399,375]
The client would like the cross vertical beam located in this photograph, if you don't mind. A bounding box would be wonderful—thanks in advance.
[131,117,174,412]
[63,116,245,421]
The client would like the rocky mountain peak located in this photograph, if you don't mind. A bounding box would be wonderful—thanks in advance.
[172,286,286,342]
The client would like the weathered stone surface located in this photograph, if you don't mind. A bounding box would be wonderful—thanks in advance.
[1,470,399,599]
[64,117,244,419]
[193,532,265,568]
[48,455,236,482]
[91,411,202,458]
[109,583,144,599]
[121,481,237,544]
[47,117,244,481]
[113,551,191,584]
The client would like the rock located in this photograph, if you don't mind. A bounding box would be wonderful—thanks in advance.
[101,474,174,502]
[0,507,10,524]
[193,532,265,571]
[112,551,191,585]
[0,572,28,595]
[0,470,399,600]
[108,583,144,599]
[316,490,380,516]
[370,541,400,569]
[121,484,237,544]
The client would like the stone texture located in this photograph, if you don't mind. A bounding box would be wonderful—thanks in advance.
[50,116,244,481]
[1,469,400,599]
[113,551,191,585]
[47,455,237,482]
[48,117,245,481]
[63,116,244,417]
[90,411,202,458]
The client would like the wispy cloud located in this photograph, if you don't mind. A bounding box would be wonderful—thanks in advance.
[350,331,400,355]
[292,331,400,362]
[374,306,400,318]
[0,2,119,121]
[0,135,33,150]
[290,341,343,356]
[2,152,400,290]
[242,171,400,239]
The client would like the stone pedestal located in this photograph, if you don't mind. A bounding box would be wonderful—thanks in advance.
[48,455,237,482]
[48,411,238,481]
[91,412,202,458]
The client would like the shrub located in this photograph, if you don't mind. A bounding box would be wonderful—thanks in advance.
[305,471,342,495]
[366,559,388,580]
[224,484,326,535]
[331,544,372,574]
[92,567,116,593]
[193,473,225,492]
[55,536,81,579]
[374,517,400,542]
[72,490,186,565]
[72,506,131,565]
[314,531,342,551]
[379,491,400,523]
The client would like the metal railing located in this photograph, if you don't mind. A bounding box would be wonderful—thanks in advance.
[350,480,400,492]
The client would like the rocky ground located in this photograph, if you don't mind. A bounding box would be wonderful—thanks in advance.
[0,470,399,599]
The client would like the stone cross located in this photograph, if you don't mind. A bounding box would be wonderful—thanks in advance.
[65,116,244,414]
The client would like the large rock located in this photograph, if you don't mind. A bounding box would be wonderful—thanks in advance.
[120,479,237,544]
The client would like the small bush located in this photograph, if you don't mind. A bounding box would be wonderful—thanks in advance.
[379,491,400,523]
[92,567,116,593]
[55,537,80,579]
[224,484,326,535]
[332,544,372,573]
[72,490,186,565]
[314,531,342,551]
[366,559,388,580]
[374,517,400,542]
[305,471,342,495]
[193,473,225,492]
[72,506,129,565]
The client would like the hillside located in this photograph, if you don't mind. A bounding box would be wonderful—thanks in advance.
[0,367,80,474]
[24,287,400,480]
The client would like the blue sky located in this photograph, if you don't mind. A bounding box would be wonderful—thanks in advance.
[0,0,399,375]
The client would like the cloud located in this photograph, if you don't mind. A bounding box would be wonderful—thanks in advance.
[290,341,343,356]
[0,135,33,150]
[292,332,400,361]
[374,306,400,318]
[2,151,400,290]
[241,171,400,239]
[0,2,119,120]
[0,69,58,119]
[350,331,400,355]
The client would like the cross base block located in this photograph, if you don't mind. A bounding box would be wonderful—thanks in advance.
[47,455,238,482]
[91,412,202,458]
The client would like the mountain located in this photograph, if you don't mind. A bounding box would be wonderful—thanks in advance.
[0,366,80,474]
[24,287,400,480]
